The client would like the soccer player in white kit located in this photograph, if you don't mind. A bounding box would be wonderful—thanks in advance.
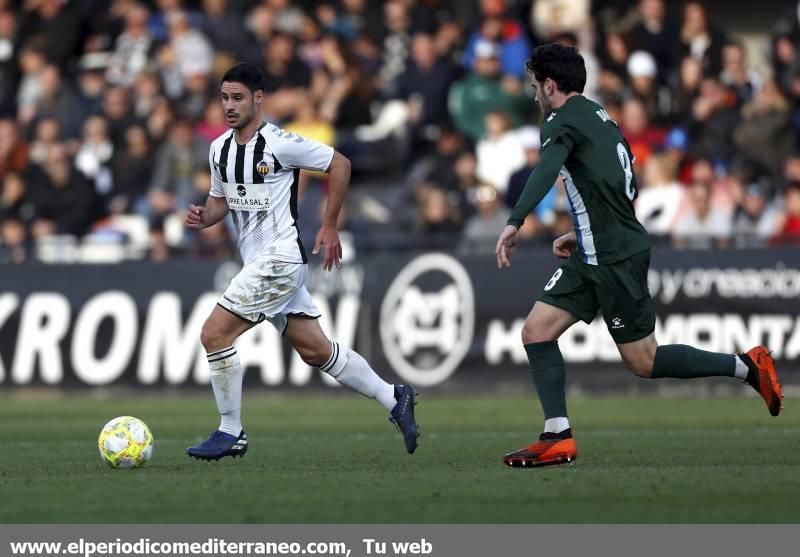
[185,63,419,460]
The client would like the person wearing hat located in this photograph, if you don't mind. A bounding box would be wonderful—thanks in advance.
[448,39,531,140]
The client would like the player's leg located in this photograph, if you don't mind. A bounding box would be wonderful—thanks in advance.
[503,257,597,468]
[617,336,783,416]
[603,251,783,416]
[186,304,256,460]
[284,315,420,453]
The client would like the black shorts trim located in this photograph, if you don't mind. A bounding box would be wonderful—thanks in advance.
[281,312,321,336]
[216,303,266,324]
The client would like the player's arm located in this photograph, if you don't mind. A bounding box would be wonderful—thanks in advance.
[185,195,229,230]
[186,148,230,230]
[314,151,350,271]
[496,142,570,268]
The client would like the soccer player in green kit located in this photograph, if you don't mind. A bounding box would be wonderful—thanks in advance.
[495,44,783,468]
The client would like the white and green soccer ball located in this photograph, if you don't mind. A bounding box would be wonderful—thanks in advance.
[98,416,153,469]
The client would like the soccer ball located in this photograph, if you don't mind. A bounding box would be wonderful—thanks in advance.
[98,416,154,469]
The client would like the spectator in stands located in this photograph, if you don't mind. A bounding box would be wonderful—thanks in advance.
[0,9,18,115]
[721,41,761,106]
[629,0,679,79]
[448,40,529,141]
[672,181,732,250]
[74,62,107,122]
[621,96,665,169]
[597,33,628,99]
[733,79,794,179]
[25,142,97,239]
[379,0,412,97]
[16,0,81,68]
[245,4,275,47]
[475,111,525,194]
[679,1,727,74]
[626,50,672,125]
[102,86,139,148]
[0,119,29,176]
[416,184,462,244]
[0,217,27,263]
[74,115,114,200]
[146,117,208,220]
[145,96,175,144]
[459,184,510,253]
[671,55,703,124]
[110,125,152,215]
[262,32,312,121]
[731,177,782,248]
[1,172,27,225]
[530,0,590,42]
[775,181,800,244]
[395,32,455,136]
[28,116,60,166]
[161,9,213,97]
[463,0,531,81]
[132,70,163,119]
[201,0,250,61]
[195,99,228,145]
[16,42,48,125]
[635,153,684,241]
[106,3,152,88]
[689,75,740,164]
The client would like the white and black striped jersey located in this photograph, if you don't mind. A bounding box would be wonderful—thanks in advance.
[208,122,334,265]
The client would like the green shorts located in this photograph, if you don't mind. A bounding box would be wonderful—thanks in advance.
[538,249,656,344]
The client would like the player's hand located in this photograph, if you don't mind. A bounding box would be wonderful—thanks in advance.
[553,231,577,259]
[185,204,205,229]
[495,224,519,269]
[313,225,342,272]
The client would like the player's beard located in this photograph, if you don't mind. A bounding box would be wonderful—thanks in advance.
[537,95,552,116]
[233,109,254,131]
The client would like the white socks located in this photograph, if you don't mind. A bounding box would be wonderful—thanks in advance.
[734,355,749,380]
[320,341,397,411]
[544,417,570,434]
[208,346,244,436]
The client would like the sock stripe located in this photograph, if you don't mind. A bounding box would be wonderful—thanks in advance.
[208,348,237,363]
[207,346,236,358]
[320,342,339,372]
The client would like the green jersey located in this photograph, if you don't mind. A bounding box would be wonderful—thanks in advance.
[508,95,651,265]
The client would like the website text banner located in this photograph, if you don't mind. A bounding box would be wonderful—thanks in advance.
[0,248,798,389]
[0,525,792,557]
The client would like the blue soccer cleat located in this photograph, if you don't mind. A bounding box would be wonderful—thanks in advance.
[186,429,248,461]
[389,384,420,454]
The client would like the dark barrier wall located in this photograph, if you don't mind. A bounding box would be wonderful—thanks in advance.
[1,248,799,391]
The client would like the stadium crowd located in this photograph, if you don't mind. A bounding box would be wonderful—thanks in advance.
[1,0,800,263]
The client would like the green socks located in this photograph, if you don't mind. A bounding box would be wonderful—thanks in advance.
[652,344,735,379]
[524,341,567,419]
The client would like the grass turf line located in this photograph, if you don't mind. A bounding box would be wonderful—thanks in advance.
[0,394,797,523]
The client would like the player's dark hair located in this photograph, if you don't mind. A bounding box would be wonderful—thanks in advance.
[221,62,266,93]
[525,43,586,94]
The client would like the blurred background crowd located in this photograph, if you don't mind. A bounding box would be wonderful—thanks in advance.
[1,0,800,263]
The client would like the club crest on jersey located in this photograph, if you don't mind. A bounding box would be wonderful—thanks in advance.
[256,160,270,177]
[237,185,247,197]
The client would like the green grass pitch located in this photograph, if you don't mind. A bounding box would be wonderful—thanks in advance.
[0,392,798,523]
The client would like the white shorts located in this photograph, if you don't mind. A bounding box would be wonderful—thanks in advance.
[218,258,320,333]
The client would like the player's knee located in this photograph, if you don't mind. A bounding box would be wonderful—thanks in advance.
[200,323,228,353]
[521,322,553,344]
[625,357,654,378]
[297,343,329,368]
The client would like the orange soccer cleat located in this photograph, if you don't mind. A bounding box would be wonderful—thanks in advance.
[739,346,784,416]
[503,429,577,468]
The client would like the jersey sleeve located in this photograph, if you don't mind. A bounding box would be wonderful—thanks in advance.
[540,117,579,154]
[208,146,225,198]
[268,127,335,172]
